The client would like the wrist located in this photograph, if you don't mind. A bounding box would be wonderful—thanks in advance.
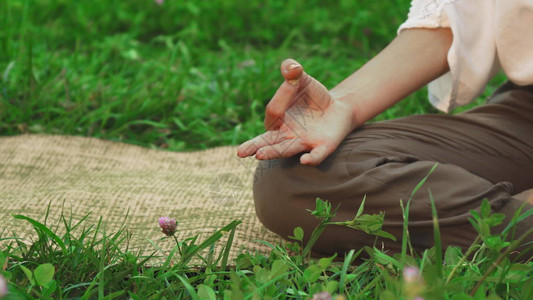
[330,90,362,130]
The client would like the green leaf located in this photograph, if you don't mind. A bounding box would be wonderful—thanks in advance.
[326,280,339,294]
[288,227,304,241]
[486,213,505,227]
[42,280,57,298]
[355,195,367,218]
[380,291,397,300]
[479,221,490,237]
[373,230,397,241]
[163,244,181,268]
[235,253,252,269]
[357,214,384,232]
[318,254,337,270]
[340,249,362,291]
[270,260,289,279]
[228,289,245,300]
[468,218,479,234]
[0,251,7,268]
[470,210,480,221]
[444,246,462,266]
[521,277,533,299]
[371,250,400,268]
[34,263,55,287]
[100,290,126,300]
[177,274,199,300]
[221,224,237,270]
[255,267,270,284]
[197,284,216,300]
[450,294,473,300]
[473,286,487,300]
[345,214,383,233]
[229,270,243,291]
[480,199,491,218]
[345,274,357,281]
[127,292,144,300]
[19,265,35,286]
[285,288,308,297]
[429,189,442,278]
[307,198,333,218]
[303,265,322,283]
[342,208,396,241]
[483,235,506,250]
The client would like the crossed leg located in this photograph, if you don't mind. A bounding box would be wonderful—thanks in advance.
[253,82,533,256]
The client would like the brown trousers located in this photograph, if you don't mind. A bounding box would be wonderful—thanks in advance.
[253,82,533,257]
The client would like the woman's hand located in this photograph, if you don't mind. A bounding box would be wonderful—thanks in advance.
[238,29,453,166]
[237,59,356,166]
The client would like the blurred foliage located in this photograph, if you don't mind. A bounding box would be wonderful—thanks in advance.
[0,0,503,150]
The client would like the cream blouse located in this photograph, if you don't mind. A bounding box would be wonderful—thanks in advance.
[398,0,533,112]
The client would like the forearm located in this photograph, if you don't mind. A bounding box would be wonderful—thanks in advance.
[330,28,453,128]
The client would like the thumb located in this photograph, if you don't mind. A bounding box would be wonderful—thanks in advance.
[264,58,307,130]
[300,145,332,166]
[281,58,304,84]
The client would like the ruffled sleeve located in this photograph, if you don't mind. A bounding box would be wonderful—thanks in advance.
[495,0,533,86]
[398,0,500,112]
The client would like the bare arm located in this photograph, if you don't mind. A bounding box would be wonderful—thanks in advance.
[332,28,453,128]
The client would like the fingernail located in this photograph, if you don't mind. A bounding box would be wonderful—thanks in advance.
[288,63,300,70]
[288,79,299,86]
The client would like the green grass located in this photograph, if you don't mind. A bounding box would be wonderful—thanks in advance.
[1,195,532,299]
[0,0,504,150]
[1,167,532,299]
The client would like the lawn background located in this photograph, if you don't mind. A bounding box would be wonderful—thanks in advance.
[0,0,505,150]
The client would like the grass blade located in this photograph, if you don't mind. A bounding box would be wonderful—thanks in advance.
[400,163,438,268]
[12,214,67,252]
[176,274,199,300]
[429,189,443,278]
[181,220,241,264]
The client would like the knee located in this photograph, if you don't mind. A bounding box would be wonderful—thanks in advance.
[251,157,366,256]
[252,158,298,238]
[251,151,356,238]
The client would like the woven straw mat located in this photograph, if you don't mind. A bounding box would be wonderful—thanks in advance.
[0,134,283,264]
